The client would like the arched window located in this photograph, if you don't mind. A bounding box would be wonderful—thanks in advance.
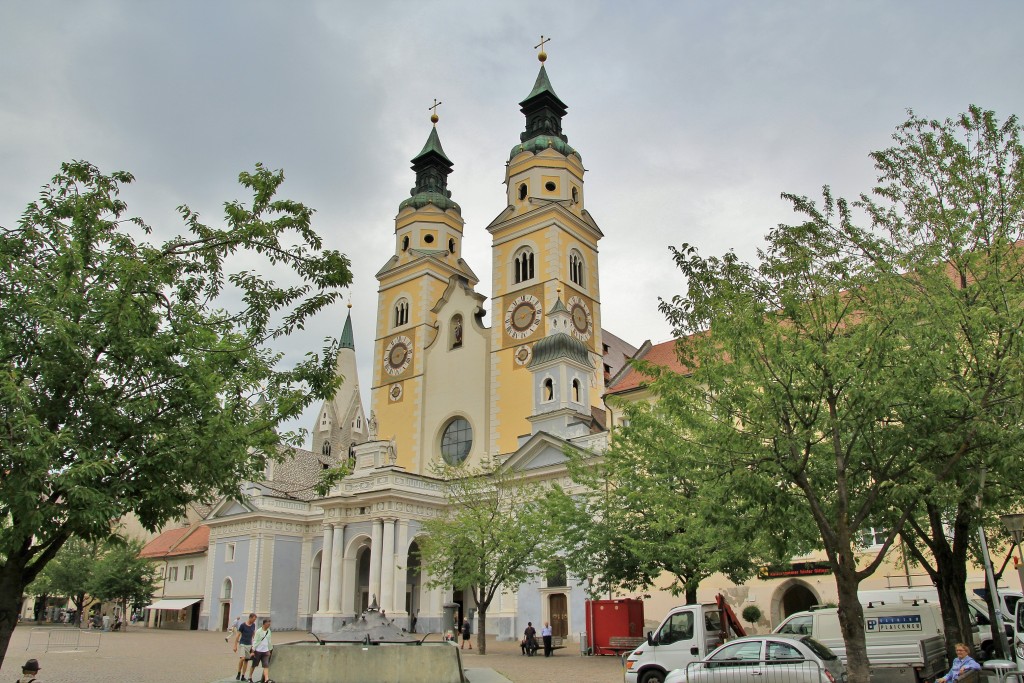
[355,415,362,429]
[572,379,581,403]
[569,249,585,287]
[394,298,410,327]
[518,183,528,201]
[514,247,535,284]
[546,559,567,588]
[222,578,232,599]
[450,314,463,349]
[402,235,410,252]
[322,441,332,457]
[543,378,554,402]
[448,238,456,254]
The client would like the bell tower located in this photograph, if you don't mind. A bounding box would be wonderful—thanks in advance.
[487,42,604,456]
[371,108,481,471]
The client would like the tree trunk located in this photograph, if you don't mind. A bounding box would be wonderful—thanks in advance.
[836,566,871,683]
[932,544,975,658]
[0,563,29,672]
[477,604,487,655]
[685,586,698,605]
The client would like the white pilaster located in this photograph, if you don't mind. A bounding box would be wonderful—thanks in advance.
[380,518,396,612]
[328,524,345,612]
[392,520,409,615]
[317,524,333,613]
[369,519,383,607]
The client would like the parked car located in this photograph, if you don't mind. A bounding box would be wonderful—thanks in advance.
[663,634,846,683]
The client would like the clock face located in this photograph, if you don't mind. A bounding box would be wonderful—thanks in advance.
[383,335,413,376]
[515,344,533,366]
[504,294,542,340]
[567,296,593,341]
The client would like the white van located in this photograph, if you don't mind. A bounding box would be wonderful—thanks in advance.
[623,603,731,683]
[775,604,946,683]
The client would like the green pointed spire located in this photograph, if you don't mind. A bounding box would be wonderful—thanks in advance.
[414,126,452,165]
[522,65,565,106]
[340,308,355,350]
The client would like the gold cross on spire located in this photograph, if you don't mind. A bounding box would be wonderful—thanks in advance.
[534,35,550,63]
[428,98,443,126]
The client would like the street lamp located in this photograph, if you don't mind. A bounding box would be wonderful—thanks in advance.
[1000,513,1024,593]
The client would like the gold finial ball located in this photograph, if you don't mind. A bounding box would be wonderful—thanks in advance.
[430,113,439,124]
[538,50,547,63]
[347,301,353,309]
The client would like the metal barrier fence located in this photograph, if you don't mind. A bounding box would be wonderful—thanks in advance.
[26,627,102,653]
[683,658,828,682]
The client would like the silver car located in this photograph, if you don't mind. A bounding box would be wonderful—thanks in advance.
[664,634,847,683]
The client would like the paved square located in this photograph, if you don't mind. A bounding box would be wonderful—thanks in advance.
[0,625,625,683]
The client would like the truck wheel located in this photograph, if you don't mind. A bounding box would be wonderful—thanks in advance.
[639,671,666,683]
[981,642,995,661]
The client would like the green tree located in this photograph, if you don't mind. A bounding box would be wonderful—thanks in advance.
[0,161,352,667]
[855,106,1024,657]
[418,459,544,655]
[28,537,102,626]
[543,396,810,605]
[89,540,157,629]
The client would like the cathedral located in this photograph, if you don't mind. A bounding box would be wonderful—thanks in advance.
[195,52,638,640]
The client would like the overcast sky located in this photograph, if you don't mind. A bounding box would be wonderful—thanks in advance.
[3,1,1023,444]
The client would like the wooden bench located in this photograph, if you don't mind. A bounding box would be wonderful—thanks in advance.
[525,635,565,655]
[601,635,645,656]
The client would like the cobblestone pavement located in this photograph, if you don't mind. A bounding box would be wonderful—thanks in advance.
[0,625,626,683]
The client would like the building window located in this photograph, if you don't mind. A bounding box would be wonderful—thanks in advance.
[394,298,410,327]
[222,578,232,600]
[226,543,236,563]
[440,417,473,466]
[569,249,585,287]
[448,238,456,254]
[572,379,581,403]
[451,314,463,349]
[514,248,535,284]
[518,183,528,201]
[546,560,567,588]
[355,415,362,429]
[167,566,178,581]
[322,441,332,457]
[402,235,410,251]
[543,378,554,402]
[571,186,579,204]
[857,527,888,548]
[184,565,194,581]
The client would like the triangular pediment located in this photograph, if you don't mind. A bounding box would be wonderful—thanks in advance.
[499,431,588,474]
[209,496,255,519]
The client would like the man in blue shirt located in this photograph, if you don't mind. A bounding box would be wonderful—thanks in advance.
[232,613,258,681]
[936,643,981,682]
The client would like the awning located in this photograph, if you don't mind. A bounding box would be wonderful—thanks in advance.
[145,598,201,610]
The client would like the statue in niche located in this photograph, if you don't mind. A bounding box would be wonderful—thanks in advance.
[367,411,378,439]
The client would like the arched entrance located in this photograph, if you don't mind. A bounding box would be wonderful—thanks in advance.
[771,580,821,624]
[354,545,371,612]
[309,550,322,612]
[406,540,422,632]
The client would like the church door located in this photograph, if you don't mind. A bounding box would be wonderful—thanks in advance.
[549,593,568,638]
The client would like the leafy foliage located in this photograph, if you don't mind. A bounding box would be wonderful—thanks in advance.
[0,161,352,667]
[89,539,159,617]
[418,458,545,654]
[27,537,102,624]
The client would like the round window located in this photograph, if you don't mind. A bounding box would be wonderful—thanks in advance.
[424,234,435,244]
[544,181,556,192]
[440,417,472,466]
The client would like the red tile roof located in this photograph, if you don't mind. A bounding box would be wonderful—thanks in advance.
[606,338,690,395]
[139,523,209,558]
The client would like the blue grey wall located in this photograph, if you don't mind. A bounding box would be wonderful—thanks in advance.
[271,536,303,630]
[209,536,251,631]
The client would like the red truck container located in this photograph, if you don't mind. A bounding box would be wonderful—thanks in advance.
[585,598,645,655]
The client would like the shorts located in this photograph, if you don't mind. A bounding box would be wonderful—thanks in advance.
[251,650,271,667]
[238,644,252,659]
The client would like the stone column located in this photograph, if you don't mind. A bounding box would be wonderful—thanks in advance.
[317,524,333,613]
[380,518,396,612]
[340,556,356,614]
[392,520,409,615]
[369,519,383,608]
[328,524,345,612]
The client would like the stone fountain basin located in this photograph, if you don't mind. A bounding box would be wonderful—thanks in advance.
[271,640,466,683]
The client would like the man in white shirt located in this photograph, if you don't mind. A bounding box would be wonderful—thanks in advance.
[541,622,553,657]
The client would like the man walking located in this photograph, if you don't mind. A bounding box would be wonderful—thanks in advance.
[232,613,257,681]
[225,613,243,642]
[541,621,553,657]
[250,617,274,683]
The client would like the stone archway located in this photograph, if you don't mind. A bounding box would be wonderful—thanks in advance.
[309,550,322,613]
[770,579,821,625]
[406,539,423,632]
[354,545,371,613]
